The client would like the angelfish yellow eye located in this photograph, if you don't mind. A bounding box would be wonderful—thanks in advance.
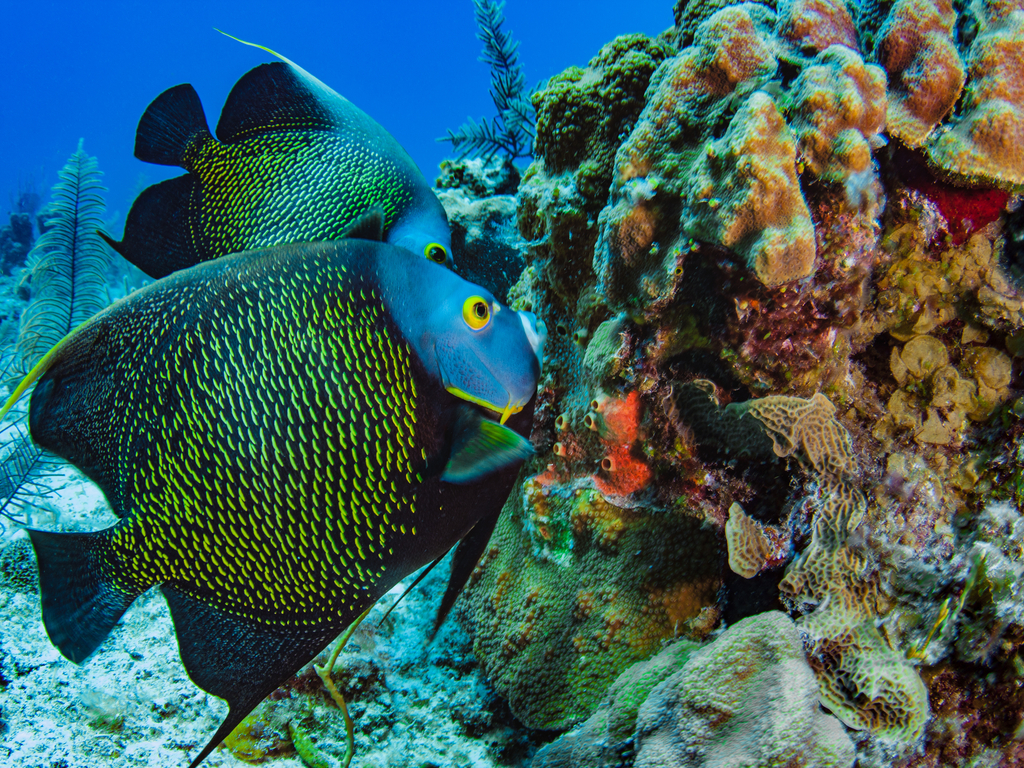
[425,243,448,264]
[462,296,490,330]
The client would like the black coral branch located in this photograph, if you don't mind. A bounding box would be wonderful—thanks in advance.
[441,0,536,162]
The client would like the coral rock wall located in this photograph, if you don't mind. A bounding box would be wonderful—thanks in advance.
[458,0,1024,764]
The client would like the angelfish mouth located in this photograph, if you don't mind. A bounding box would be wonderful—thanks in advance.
[444,385,526,425]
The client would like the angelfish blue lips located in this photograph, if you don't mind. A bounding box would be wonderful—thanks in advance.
[437,344,533,425]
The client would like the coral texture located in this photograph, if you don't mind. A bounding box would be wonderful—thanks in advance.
[875,0,965,147]
[924,0,1024,189]
[465,0,1024,762]
[534,612,857,768]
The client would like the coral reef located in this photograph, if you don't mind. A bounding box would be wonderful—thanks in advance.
[436,156,524,302]
[458,0,1024,763]
[533,612,856,768]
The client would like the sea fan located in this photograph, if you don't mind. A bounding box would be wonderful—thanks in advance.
[16,139,112,371]
[441,0,536,162]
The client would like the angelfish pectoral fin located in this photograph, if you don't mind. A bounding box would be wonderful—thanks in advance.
[441,406,534,483]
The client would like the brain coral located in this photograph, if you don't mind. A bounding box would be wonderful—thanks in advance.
[533,612,857,768]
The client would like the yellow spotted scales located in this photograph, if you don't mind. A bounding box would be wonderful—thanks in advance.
[179,128,412,259]
[13,234,539,768]
[102,257,424,628]
[105,57,453,278]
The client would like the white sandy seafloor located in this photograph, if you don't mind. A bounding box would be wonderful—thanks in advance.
[0,462,542,768]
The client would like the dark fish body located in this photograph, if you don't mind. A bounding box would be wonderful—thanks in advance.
[23,236,537,766]
[104,60,454,277]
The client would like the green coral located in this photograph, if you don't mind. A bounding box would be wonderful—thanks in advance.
[463,478,720,730]
[535,612,856,768]
[532,34,676,196]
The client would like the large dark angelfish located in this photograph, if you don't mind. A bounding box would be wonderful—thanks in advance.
[3,215,540,766]
[103,37,454,277]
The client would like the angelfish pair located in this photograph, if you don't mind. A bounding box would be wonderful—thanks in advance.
[4,40,543,768]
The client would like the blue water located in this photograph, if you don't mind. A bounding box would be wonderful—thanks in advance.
[1,0,671,222]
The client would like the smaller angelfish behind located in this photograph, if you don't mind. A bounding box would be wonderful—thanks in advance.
[103,34,454,277]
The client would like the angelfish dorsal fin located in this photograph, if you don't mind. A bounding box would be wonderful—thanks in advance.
[342,207,385,242]
[442,407,534,483]
[214,31,349,143]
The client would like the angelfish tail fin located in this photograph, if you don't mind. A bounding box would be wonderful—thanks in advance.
[135,83,212,167]
[27,528,140,664]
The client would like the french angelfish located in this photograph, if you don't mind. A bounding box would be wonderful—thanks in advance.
[103,39,454,278]
[12,213,539,767]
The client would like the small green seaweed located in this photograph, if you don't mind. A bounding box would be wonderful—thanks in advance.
[288,721,333,768]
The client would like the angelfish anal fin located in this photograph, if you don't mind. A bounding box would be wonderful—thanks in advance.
[160,584,339,768]
[430,510,501,638]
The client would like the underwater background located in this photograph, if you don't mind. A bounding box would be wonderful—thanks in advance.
[2,0,1024,766]
[0,0,669,218]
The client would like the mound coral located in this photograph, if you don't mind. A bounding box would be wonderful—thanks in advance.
[924,0,1024,189]
[533,612,857,768]
[875,0,965,147]
[464,479,721,729]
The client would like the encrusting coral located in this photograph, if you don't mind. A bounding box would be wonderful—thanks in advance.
[451,0,1024,763]
[533,612,857,768]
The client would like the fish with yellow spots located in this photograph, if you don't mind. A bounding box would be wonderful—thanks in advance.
[1,211,541,767]
[103,34,455,277]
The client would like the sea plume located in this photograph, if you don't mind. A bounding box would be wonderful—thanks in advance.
[16,139,112,370]
[441,0,537,162]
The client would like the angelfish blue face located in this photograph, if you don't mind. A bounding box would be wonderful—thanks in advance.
[379,247,540,422]
[432,291,540,424]
[387,210,455,270]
